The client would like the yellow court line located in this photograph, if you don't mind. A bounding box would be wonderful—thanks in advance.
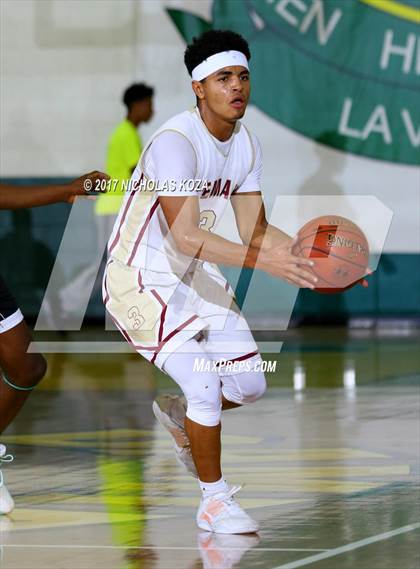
[221,450,390,462]
[220,465,411,476]
[0,430,261,447]
[20,480,383,507]
[360,0,420,23]
[11,499,308,522]
[6,509,174,531]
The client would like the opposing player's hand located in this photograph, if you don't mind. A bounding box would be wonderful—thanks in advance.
[66,171,110,203]
[257,238,318,288]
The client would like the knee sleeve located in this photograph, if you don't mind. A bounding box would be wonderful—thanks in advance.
[183,375,222,427]
[221,358,267,405]
[163,340,223,427]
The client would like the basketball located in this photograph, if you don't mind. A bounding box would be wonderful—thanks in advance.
[293,215,370,294]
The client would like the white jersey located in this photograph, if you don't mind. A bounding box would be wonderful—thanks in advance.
[108,107,262,275]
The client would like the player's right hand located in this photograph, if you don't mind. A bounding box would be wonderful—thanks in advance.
[257,239,318,289]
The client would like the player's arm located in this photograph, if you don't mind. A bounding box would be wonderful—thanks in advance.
[231,191,291,249]
[159,194,317,288]
[160,194,258,268]
[150,130,316,288]
[0,171,109,210]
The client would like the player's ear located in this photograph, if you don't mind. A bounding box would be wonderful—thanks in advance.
[192,80,205,101]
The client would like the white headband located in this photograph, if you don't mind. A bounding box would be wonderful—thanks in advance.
[191,50,249,81]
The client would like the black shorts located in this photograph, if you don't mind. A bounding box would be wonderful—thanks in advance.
[0,274,23,333]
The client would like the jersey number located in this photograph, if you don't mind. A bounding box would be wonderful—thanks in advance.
[199,210,216,231]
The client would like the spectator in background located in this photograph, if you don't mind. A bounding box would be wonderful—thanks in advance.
[94,83,155,241]
[59,83,155,319]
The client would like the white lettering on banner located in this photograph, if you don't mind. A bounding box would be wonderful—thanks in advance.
[339,99,392,145]
[250,9,265,31]
[418,38,420,75]
[299,0,342,46]
[275,0,306,27]
[274,0,342,45]
[401,110,420,147]
[338,98,363,139]
[363,105,392,145]
[380,30,419,75]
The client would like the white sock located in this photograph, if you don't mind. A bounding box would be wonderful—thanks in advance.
[199,476,229,497]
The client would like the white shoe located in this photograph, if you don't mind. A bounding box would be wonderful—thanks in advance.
[152,394,198,478]
[0,445,14,515]
[197,531,260,568]
[197,486,259,534]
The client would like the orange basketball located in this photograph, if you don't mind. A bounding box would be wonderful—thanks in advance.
[293,215,370,294]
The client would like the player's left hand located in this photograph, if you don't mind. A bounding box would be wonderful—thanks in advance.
[66,171,110,203]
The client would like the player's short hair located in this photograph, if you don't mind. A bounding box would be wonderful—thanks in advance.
[184,30,251,78]
[123,83,154,109]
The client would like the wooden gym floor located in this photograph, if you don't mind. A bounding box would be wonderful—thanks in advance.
[1,327,419,568]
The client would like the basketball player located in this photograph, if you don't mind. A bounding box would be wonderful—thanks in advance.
[0,171,108,515]
[103,30,317,534]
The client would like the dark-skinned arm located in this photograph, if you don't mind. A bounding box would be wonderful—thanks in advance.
[0,171,109,210]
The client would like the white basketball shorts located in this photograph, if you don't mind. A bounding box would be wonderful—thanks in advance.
[103,257,259,371]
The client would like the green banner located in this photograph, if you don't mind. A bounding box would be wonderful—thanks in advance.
[168,0,420,165]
